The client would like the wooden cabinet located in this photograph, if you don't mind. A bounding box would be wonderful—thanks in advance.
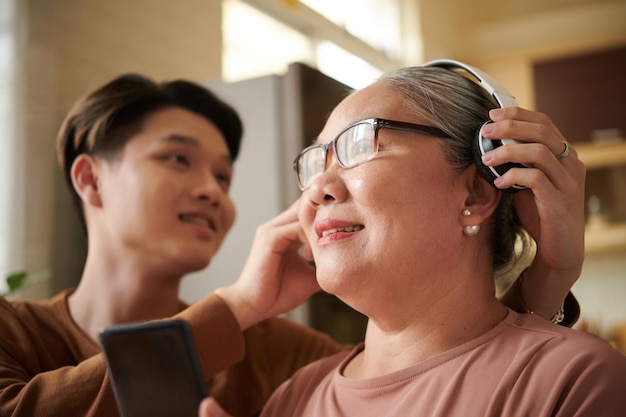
[533,46,626,145]
[534,46,626,255]
[575,142,626,254]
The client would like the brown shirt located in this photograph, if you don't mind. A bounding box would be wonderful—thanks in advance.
[0,290,346,417]
[262,310,626,417]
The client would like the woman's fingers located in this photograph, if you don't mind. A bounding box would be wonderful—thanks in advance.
[484,107,567,156]
[479,106,585,192]
[482,141,583,192]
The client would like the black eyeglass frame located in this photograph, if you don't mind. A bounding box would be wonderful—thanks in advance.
[293,117,448,190]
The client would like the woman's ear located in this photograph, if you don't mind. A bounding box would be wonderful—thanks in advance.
[71,154,103,208]
[460,164,502,228]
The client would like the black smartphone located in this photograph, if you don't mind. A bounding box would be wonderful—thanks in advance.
[99,319,208,417]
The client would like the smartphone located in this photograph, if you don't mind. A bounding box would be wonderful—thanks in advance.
[99,320,208,417]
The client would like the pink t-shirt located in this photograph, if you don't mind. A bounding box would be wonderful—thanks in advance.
[262,310,626,416]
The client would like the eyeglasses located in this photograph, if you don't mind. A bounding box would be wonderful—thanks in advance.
[293,118,448,190]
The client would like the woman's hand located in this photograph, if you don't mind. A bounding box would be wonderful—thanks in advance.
[199,398,232,417]
[214,199,320,330]
[481,107,586,319]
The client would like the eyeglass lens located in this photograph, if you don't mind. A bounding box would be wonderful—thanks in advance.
[297,121,377,189]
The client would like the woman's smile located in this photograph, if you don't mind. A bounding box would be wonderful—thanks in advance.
[320,224,364,237]
[314,218,365,246]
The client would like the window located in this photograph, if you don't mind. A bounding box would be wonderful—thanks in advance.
[0,0,17,292]
[316,41,382,89]
[223,0,409,89]
[300,0,402,60]
[223,0,313,82]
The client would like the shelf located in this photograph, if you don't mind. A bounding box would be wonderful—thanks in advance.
[574,141,626,169]
[585,219,626,255]
[575,141,626,254]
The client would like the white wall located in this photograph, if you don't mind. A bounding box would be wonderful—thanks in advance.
[0,0,15,292]
[573,253,626,335]
[0,0,25,293]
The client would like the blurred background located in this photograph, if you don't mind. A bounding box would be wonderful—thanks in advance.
[1,0,625,351]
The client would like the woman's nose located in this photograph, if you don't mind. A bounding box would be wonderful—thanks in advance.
[305,163,347,205]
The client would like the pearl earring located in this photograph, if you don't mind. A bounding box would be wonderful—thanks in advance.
[464,224,480,236]
[462,209,480,236]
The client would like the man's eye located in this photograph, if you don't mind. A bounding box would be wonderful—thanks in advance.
[168,154,189,166]
[215,173,232,190]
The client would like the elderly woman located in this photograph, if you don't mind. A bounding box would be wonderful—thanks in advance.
[240,64,626,416]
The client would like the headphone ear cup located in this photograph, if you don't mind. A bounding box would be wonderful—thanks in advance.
[473,122,499,187]
[473,121,525,192]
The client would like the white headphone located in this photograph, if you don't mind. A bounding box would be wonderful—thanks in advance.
[423,59,526,191]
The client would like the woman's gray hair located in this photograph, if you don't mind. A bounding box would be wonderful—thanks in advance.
[379,66,533,284]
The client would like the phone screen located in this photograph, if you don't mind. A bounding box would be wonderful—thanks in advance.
[99,320,208,417]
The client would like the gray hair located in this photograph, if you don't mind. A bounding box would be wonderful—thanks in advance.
[379,66,533,283]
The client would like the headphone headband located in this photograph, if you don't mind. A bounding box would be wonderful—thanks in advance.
[422,59,525,191]
[423,59,518,108]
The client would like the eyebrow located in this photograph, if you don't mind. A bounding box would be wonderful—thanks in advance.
[160,133,201,148]
[159,134,233,165]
